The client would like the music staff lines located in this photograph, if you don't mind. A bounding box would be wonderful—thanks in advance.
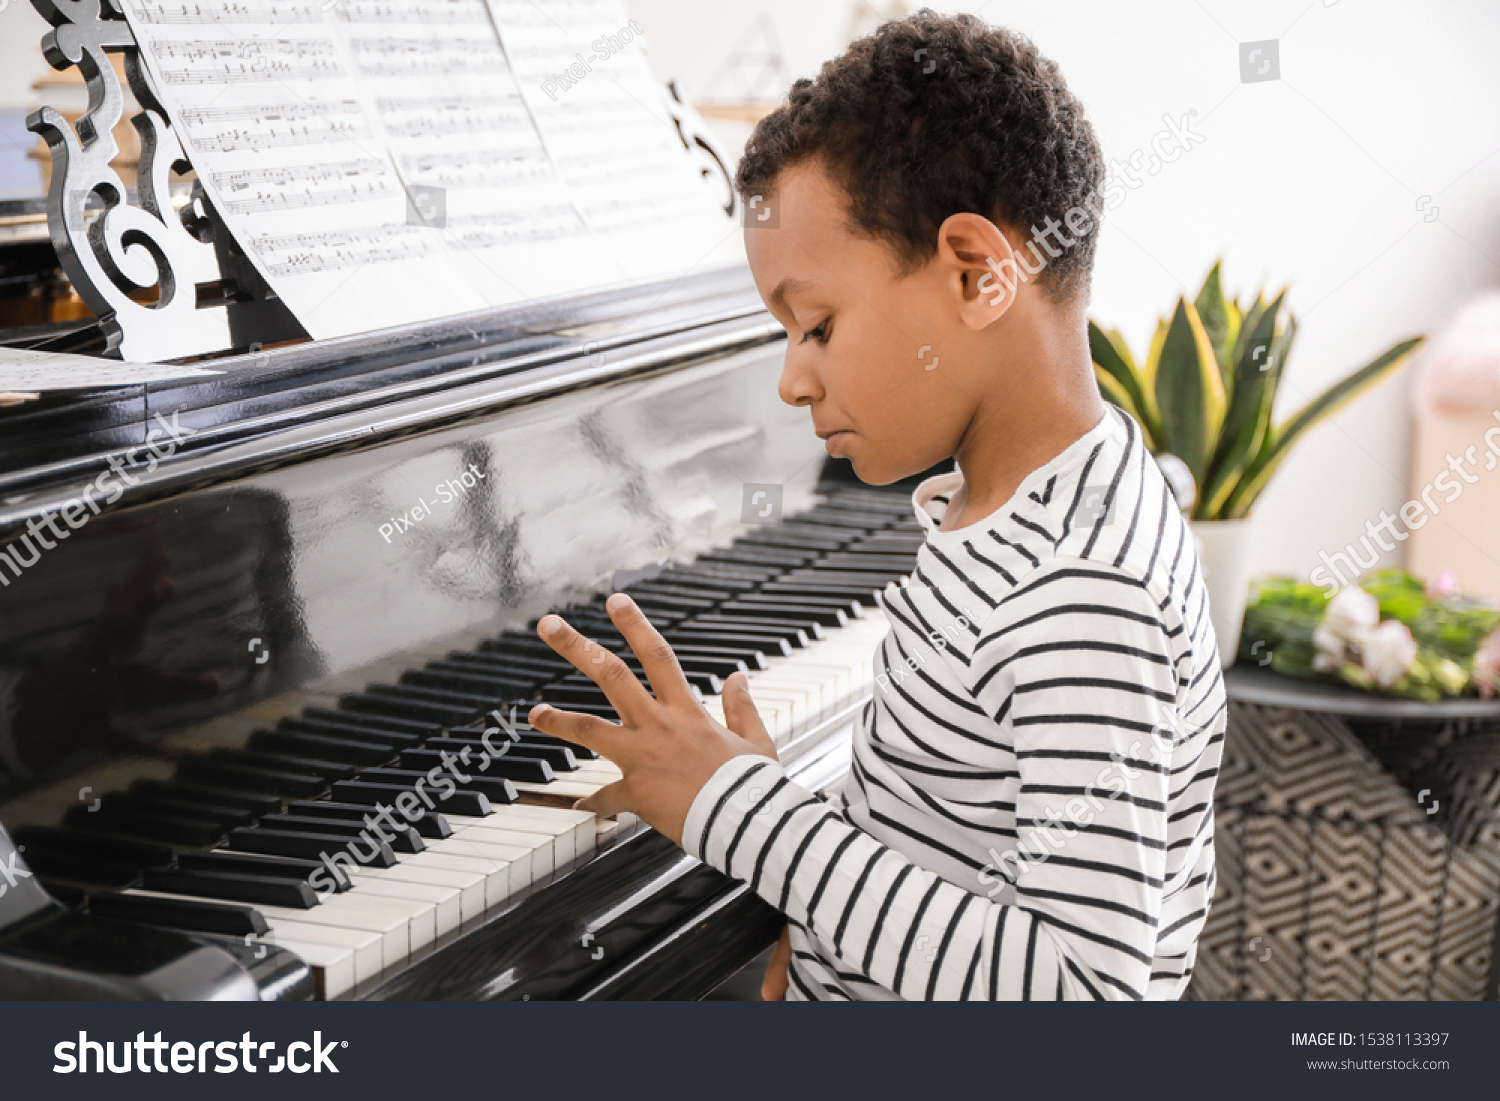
[129,1,324,23]
[333,2,491,24]
[211,159,397,214]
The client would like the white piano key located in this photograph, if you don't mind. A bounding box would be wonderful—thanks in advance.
[124,886,419,965]
[261,919,383,985]
[445,822,556,875]
[348,862,486,923]
[441,831,539,883]
[343,876,463,935]
[403,850,512,908]
[264,936,355,999]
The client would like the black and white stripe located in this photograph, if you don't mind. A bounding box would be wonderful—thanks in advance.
[682,406,1226,999]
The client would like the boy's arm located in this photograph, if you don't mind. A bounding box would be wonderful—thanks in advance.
[680,557,1185,999]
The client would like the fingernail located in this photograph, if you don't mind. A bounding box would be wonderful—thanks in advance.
[606,592,632,612]
[528,704,552,722]
[538,615,563,636]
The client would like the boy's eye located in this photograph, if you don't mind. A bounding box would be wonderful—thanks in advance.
[800,319,830,345]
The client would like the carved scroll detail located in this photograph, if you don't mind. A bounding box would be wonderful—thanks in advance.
[25,0,230,360]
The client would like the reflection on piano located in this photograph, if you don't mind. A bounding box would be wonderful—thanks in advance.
[0,241,925,998]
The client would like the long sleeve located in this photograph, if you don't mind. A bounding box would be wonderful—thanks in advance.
[681,556,1199,1000]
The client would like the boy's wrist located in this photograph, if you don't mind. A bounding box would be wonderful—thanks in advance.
[680,754,786,862]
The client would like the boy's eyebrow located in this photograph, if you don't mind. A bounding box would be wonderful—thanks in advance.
[769,277,816,314]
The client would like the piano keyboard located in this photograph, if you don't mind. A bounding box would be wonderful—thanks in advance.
[13,487,919,998]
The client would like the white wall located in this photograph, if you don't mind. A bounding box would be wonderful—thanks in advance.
[628,0,1500,589]
[4,0,1498,590]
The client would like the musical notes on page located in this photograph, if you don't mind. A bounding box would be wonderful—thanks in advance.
[118,0,736,342]
[122,0,489,337]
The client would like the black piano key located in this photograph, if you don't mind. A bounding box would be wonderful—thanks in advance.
[660,644,769,670]
[652,571,761,593]
[699,548,812,569]
[330,780,493,818]
[357,768,518,805]
[280,716,427,749]
[17,848,142,890]
[63,803,225,848]
[442,651,565,681]
[814,552,920,571]
[258,813,425,855]
[99,790,256,830]
[247,729,395,766]
[367,682,511,712]
[89,891,269,938]
[617,591,715,616]
[35,879,90,910]
[287,800,455,840]
[690,612,821,642]
[570,659,719,694]
[721,597,850,627]
[143,868,318,910]
[339,690,474,727]
[665,629,792,657]
[227,827,397,868]
[443,727,598,761]
[476,637,587,666]
[738,592,865,617]
[671,622,804,649]
[540,682,618,707]
[737,531,845,552]
[206,748,359,783]
[398,748,553,785]
[299,708,442,740]
[761,580,886,605]
[177,849,352,892]
[426,737,579,771]
[129,780,282,817]
[12,825,174,870]
[708,602,843,632]
[176,757,328,798]
[402,666,537,698]
[521,697,620,720]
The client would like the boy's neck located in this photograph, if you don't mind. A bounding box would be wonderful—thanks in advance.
[938,322,1107,533]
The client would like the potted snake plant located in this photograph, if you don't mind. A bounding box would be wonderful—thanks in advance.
[1090,262,1424,667]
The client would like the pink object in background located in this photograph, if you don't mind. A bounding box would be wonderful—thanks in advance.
[1407,292,1500,604]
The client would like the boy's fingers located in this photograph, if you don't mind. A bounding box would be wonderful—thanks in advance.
[536,614,654,724]
[527,703,626,760]
[603,594,698,709]
[573,780,632,820]
[723,671,776,758]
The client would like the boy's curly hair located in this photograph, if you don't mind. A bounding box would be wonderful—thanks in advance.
[737,10,1105,301]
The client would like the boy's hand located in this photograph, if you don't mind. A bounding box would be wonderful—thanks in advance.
[762,926,792,1000]
[527,593,776,846]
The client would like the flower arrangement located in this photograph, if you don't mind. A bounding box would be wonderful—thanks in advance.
[1239,569,1500,700]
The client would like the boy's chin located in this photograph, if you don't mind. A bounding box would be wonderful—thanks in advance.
[846,453,917,487]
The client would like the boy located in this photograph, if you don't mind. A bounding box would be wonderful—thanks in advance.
[527,10,1226,1000]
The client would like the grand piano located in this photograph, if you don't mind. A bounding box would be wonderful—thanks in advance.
[0,237,929,999]
[0,0,926,1001]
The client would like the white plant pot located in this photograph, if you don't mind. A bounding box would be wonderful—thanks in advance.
[1189,518,1257,670]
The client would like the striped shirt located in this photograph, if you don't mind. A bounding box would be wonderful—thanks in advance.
[682,405,1227,1000]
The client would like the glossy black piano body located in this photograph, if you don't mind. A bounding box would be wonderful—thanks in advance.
[0,263,914,999]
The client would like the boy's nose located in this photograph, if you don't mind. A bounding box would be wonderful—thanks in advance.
[777,348,823,408]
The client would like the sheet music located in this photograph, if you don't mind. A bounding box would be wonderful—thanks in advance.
[329,0,597,304]
[485,0,732,281]
[120,0,735,341]
[0,347,220,391]
[122,0,490,337]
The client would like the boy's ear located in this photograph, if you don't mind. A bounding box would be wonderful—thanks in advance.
[935,213,1021,331]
